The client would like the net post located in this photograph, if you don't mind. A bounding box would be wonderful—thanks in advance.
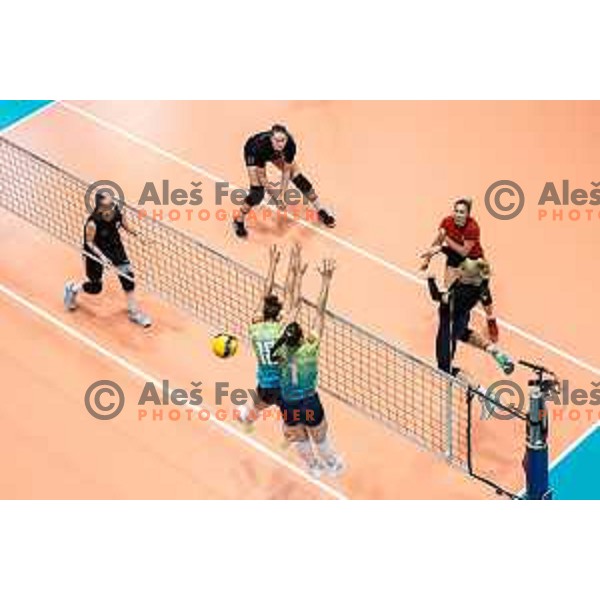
[524,382,552,500]
[445,379,454,461]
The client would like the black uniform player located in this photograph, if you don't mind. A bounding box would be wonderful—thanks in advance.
[233,124,336,237]
[426,258,513,376]
[63,192,151,327]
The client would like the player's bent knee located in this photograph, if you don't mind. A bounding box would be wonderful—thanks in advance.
[82,280,102,295]
[284,424,309,443]
[292,174,313,196]
[246,185,265,207]
[117,263,135,292]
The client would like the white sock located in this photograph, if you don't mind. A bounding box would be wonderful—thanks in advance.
[295,440,317,466]
[486,343,498,356]
[316,437,338,464]
[127,297,138,313]
[73,282,82,293]
[239,403,251,423]
[311,198,323,211]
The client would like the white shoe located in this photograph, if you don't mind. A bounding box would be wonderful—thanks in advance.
[64,281,78,311]
[128,309,152,328]
[323,455,344,477]
[307,459,324,479]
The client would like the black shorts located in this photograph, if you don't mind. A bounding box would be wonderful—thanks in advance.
[442,247,467,268]
[244,141,267,169]
[256,385,282,407]
[280,393,325,428]
[84,255,133,292]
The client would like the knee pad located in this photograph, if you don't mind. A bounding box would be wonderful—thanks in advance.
[292,174,313,195]
[245,185,265,207]
[82,280,103,295]
[117,263,135,292]
[480,286,493,307]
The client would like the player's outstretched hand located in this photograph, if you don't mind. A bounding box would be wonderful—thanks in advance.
[318,258,336,279]
[269,243,281,264]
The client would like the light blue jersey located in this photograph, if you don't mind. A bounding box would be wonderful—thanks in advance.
[248,321,284,388]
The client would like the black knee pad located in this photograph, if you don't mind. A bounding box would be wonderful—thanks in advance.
[480,284,493,307]
[292,174,313,195]
[117,263,135,292]
[245,185,265,207]
[83,280,103,295]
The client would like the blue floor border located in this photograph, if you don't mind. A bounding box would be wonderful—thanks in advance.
[549,423,600,499]
[0,100,54,131]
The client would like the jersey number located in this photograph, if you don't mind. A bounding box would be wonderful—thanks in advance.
[290,357,299,385]
[257,340,275,365]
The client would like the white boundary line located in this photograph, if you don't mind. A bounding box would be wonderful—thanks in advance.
[57,100,600,380]
[0,101,56,134]
[0,281,347,500]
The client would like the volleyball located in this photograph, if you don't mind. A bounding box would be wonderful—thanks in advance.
[211,333,239,358]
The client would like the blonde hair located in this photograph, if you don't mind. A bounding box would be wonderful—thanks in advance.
[461,257,491,281]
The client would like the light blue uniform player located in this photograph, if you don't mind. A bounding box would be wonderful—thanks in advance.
[239,243,302,425]
[248,319,284,410]
[271,257,343,478]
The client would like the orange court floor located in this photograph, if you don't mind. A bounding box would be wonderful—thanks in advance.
[1,100,598,499]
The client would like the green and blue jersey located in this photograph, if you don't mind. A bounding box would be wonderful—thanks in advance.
[248,320,284,389]
[274,335,320,402]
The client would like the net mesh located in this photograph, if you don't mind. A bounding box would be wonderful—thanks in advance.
[0,135,513,478]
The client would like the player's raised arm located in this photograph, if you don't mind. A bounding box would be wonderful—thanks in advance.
[282,243,299,315]
[252,244,281,322]
[263,243,281,298]
[289,245,308,323]
[312,258,336,340]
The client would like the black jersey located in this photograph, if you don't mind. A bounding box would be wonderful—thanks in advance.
[84,207,128,264]
[449,279,490,315]
[244,131,297,168]
[428,276,490,373]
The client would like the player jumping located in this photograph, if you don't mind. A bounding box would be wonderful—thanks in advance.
[63,192,151,327]
[420,197,499,342]
[239,243,307,426]
[271,256,343,478]
[426,257,514,377]
[233,124,336,238]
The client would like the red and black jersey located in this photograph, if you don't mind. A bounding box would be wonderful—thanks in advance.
[439,215,484,259]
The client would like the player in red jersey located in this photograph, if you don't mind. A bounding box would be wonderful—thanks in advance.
[420,197,499,342]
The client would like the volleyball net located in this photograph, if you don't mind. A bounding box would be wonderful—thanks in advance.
[0,135,528,497]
